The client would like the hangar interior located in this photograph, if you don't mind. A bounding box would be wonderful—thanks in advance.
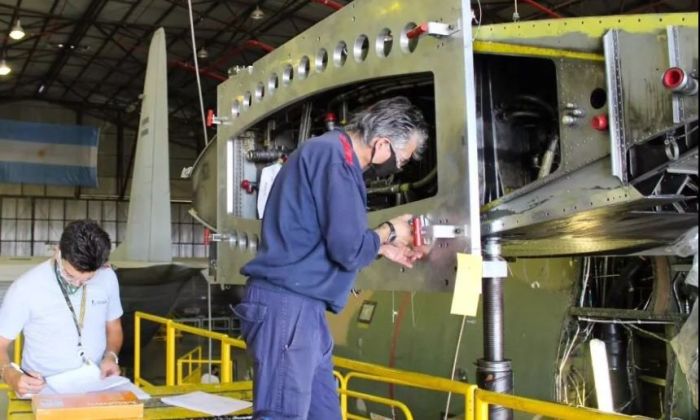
[0,0,698,419]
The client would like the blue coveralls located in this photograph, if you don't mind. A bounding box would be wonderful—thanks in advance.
[234,130,381,419]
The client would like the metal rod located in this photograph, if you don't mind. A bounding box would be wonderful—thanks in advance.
[483,276,504,361]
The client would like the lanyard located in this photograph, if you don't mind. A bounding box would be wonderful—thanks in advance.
[53,261,88,361]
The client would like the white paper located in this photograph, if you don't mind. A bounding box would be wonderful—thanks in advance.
[161,391,252,416]
[18,365,148,400]
[257,162,282,219]
[44,363,141,396]
[110,381,152,400]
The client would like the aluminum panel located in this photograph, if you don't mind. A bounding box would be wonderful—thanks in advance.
[16,221,31,241]
[2,199,16,219]
[16,243,30,257]
[48,221,63,242]
[1,243,14,255]
[212,0,480,291]
[49,200,64,220]
[16,199,31,219]
[34,199,49,219]
[667,26,699,123]
[33,220,48,241]
[1,220,16,240]
[66,200,87,221]
[103,202,116,221]
[88,201,103,221]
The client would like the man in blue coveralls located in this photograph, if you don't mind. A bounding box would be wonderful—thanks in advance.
[235,97,428,419]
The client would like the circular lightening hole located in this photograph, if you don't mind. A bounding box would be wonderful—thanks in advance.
[376,28,393,57]
[231,99,241,117]
[298,56,310,79]
[268,73,279,92]
[282,64,294,85]
[243,91,252,108]
[401,22,419,53]
[334,41,348,67]
[255,82,265,100]
[316,48,328,72]
[590,88,607,109]
[354,34,369,62]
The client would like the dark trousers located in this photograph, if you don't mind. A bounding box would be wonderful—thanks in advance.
[233,281,341,420]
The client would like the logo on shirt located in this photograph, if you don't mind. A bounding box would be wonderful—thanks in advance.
[91,299,108,305]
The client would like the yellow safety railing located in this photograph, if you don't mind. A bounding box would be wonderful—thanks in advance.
[134,312,245,387]
[176,346,207,384]
[473,388,633,420]
[0,335,23,391]
[133,312,636,420]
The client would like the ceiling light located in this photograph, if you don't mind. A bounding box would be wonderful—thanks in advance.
[0,58,11,76]
[197,47,209,59]
[250,6,265,20]
[9,19,25,40]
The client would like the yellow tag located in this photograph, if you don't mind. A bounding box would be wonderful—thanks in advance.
[450,253,483,316]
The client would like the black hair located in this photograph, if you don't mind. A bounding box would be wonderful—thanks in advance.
[59,220,111,272]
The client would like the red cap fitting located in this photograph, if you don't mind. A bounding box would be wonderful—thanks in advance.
[240,180,256,194]
[203,228,211,246]
[663,67,685,90]
[206,109,215,128]
[406,23,429,40]
[591,114,609,131]
[412,217,424,247]
[325,112,337,122]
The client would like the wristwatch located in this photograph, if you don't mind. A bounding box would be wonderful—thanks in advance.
[382,221,397,243]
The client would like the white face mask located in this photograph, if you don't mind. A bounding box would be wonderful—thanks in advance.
[55,251,95,293]
[56,252,80,286]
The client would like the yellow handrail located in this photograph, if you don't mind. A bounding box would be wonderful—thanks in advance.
[176,346,203,384]
[0,335,24,391]
[339,388,414,420]
[132,312,636,420]
[340,371,475,420]
[474,389,632,420]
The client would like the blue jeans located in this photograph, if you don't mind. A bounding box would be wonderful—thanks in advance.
[233,281,341,420]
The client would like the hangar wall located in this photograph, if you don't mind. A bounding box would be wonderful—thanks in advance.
[0,100,206,259]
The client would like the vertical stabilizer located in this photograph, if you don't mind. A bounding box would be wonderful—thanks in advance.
[112,28,172,263]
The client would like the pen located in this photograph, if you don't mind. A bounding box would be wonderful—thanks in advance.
[10,362,42,380]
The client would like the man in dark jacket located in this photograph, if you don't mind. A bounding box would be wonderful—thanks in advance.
[235,97,428,419]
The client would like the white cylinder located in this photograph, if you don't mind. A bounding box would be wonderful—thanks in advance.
[589,338,615,412]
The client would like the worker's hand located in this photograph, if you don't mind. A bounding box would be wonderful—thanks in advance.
[100,355,120,378]
[379,244,424,268]
[5,368,45,396]
[387,214,414,247]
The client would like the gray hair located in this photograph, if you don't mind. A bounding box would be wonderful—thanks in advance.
[345,97,428,158]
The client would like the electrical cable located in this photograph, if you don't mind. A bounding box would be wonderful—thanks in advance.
[443,315,468,420]
[576,317,677,325]
[186,0,210,146]
[472,0,482,41]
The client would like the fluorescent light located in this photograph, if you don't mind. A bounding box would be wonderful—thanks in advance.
[227,140,234,214]
[0,58,11,76]
[589,339,615,412]
[250,5,265,20]
[9,19,25,40]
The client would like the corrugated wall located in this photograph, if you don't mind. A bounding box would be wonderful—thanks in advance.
[0,197,206,259]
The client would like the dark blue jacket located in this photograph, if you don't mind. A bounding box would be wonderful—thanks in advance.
[241,130,380,313]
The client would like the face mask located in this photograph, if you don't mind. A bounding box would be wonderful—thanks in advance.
[366,142,400,178]
[55,253,83,294]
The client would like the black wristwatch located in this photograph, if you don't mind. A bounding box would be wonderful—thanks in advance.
[382,221,397,243]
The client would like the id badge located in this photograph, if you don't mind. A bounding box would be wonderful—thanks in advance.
[78,346,91,365]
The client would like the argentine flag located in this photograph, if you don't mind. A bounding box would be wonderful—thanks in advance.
[0,119,99,187]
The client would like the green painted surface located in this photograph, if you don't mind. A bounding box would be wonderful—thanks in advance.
[331,258,578,418]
